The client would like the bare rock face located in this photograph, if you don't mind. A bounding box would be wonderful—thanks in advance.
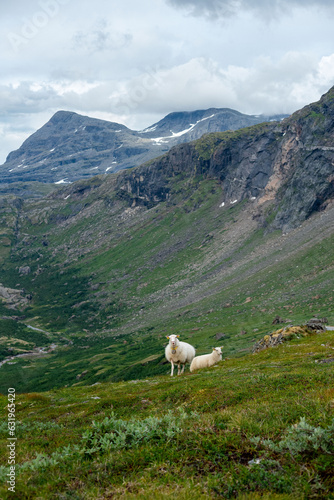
[306,317,327,331]
[19,266,31,275]
[2,88,333,234]
[0,284,30,309]
[0,111,157,185]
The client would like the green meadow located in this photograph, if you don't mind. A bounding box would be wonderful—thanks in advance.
[0,327,333,499]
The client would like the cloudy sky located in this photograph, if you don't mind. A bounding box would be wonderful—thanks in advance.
[1,0,334,164]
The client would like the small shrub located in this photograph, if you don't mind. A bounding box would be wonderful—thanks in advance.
[221,460,295,498]
[81,409,194,456]
[0,420,63,436]
[251,417,334,456]
[19,445,81,472]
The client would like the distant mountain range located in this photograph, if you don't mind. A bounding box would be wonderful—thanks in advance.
[0,108,288,184]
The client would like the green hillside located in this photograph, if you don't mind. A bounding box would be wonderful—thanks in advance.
[0,169,333,393]
[1,165,334,392]
[0,327,333,498]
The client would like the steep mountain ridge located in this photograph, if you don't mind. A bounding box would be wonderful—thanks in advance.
[140,107,284,140]
[115,86,334,232]
[0,107,287,185]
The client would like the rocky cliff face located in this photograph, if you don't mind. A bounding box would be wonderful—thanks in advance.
[269,90,334,230]
[114,86,334,232]
[0,108,287,185]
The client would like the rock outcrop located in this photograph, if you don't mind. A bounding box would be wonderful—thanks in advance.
[0,284,31,309]
[252,325,315,353]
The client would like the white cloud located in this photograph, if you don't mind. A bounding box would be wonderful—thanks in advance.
[72,20,133,54]
[317,54,334,84]
[0,0,334,164]
[167,0,334,20]
[106,54,334,117]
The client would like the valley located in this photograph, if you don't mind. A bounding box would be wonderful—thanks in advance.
[0,88,334,392]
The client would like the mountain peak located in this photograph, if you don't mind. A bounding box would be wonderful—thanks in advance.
[48,110,81,124]
[0,106,288,185]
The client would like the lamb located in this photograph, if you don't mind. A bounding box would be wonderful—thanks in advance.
[165,334,196,376]
[190,346,223,372]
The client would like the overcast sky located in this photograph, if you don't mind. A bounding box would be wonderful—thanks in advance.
[0,0,334,164]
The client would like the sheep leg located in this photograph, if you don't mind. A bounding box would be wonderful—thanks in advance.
[170,360,174,377]
[180,363,185,374]
[177,362,182,376]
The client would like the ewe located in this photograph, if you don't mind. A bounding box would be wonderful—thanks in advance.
[190,346,223,372]
[165,334,196,376]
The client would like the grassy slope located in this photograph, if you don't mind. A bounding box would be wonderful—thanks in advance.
[0,328,333,499]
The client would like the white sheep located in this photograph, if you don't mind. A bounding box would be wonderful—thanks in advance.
[165,334,196,376]
[190,346,223,372]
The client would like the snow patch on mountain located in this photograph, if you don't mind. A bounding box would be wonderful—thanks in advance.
[55,178,71,184]
[150,113,216,144]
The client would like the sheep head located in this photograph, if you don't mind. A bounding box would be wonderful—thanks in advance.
[213,347,223,358]
[167,334,180,348]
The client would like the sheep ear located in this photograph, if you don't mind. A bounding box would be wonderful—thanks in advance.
[177,335,180,338]
[166,336,169,339]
